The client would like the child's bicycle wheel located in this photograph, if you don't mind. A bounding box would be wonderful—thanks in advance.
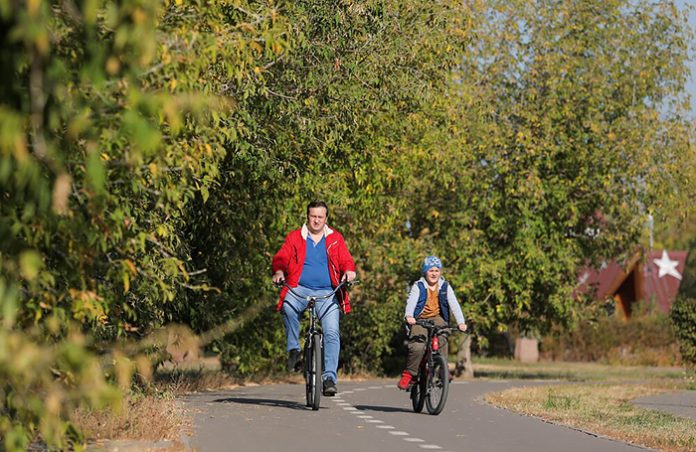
[425,354,449,415]
[410,367,427,413]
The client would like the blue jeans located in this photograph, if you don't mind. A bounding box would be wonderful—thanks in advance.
[282,285,341,383]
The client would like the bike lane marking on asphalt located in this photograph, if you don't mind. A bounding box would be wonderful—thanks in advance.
[332,385,450,451]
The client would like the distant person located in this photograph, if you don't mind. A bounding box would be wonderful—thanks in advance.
[272,201,356,396]
[397,255,467,390]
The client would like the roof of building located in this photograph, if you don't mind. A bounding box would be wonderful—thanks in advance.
[576,249,688,314]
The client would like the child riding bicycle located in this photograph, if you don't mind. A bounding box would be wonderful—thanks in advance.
[397,255,467,390]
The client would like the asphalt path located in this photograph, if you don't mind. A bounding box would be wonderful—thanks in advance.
[633,390,696,421]
[181,379,651,452]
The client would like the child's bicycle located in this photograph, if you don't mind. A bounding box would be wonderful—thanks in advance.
[409,319,461,415]
[276,279,356,410]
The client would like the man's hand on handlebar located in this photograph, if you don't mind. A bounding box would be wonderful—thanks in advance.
[272,271,285,285]
[458,323,467,332]
[341,271,357,283]
[405,315,416,326]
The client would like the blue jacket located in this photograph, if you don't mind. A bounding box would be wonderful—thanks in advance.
[404,277,466,325]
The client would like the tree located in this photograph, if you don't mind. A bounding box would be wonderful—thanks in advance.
[185,0,694,372]
[407,0,695,342]
[0,0,288,447]
[185,0,481,373]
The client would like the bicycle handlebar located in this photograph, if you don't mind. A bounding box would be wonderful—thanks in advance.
[412,319,465,335]
[273,279,359,301]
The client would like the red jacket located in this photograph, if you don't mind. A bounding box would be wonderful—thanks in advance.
[272,224,356,313]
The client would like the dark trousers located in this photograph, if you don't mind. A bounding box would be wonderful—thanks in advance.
[405,315,448,375]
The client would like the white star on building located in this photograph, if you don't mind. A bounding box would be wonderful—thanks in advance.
[653,250,682,280]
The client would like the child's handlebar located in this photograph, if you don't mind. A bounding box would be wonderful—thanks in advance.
[410,318,467,335]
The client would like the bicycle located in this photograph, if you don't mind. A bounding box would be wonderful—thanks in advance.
[408,319,461,415]
[276,279,356,410]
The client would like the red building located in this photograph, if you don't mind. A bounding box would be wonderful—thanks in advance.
[577,250,688,317]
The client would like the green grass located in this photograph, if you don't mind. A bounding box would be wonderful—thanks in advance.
[480,359,696,451]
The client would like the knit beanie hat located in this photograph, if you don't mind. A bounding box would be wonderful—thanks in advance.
[421,256,442,275]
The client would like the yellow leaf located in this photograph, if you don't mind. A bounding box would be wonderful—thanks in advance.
[106,56,120,75]
[132,7,146,24]
[123,259,137,274]
[27,0,39,14]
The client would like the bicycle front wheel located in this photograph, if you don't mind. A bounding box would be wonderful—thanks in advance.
[308,334,322,410]
[304,339,314,408]
[410,367,427,413]
[425,354,449,415]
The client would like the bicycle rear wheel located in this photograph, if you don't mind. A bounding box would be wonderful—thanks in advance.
[305,334,323,410]
[410,367,427,413]
[425,354,449,415]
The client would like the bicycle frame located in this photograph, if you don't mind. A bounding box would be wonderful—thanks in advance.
[277,280,353,410]
[409,319,459,415]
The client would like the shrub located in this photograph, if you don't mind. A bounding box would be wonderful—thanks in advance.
[541,307,682,366]
[671,297,696,367]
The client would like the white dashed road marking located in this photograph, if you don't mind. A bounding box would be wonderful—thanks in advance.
[332,386,450,450]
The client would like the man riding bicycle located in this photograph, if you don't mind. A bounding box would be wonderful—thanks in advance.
[272,201,356,397]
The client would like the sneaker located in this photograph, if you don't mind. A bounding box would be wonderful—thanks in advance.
[287,349,301,372]
[397,370,412,390]
[322,379,337,397]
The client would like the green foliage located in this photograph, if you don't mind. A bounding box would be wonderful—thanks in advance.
[428,0,694,339]
[178,0,694,374]
[0,323,125,450]
[0,0,288,446]
[1,0,694,444]
[671,297,696,367]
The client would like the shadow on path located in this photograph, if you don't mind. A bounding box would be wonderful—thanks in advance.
[213,397,312,411]
[353,404,412,413]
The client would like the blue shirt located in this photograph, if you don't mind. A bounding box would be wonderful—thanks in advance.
[298,236,333,290]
